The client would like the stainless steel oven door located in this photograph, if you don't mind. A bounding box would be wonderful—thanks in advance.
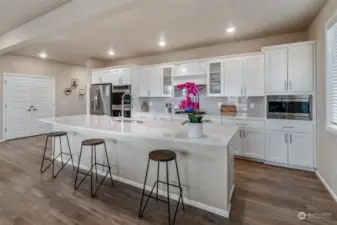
[267,95,312,120]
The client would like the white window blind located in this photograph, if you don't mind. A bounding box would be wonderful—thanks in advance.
[327,20,337,130]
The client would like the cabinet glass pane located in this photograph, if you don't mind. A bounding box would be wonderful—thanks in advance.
[163,67,172,95]
[209,62,221,94]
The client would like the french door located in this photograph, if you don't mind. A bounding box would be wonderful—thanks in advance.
[4,74,55,140]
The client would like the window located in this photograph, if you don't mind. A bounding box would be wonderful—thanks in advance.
[326,14,337,133]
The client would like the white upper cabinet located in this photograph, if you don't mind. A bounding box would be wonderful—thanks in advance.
[264,41,315,94]
[243,54,265,96]
[223,53,264,97]
[175,61,206,76]
[288,44,314,93]
[207,60,224,96]
[264,48,288,93]
[139,65,170,97]
[91,67,132,85]
[224,57,244,96]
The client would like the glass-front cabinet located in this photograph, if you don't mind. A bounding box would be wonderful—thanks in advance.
[161,65,173,97]
[207,60,223,96]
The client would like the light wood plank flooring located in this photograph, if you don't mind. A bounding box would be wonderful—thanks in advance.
[0,136,336,225]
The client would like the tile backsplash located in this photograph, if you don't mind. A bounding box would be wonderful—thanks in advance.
[137,91,265,117]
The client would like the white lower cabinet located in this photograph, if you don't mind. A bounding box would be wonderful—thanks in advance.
[265,130,314,168]
[288,132,314,168]
[231,128,265,160]
[242,129,265,160]
[265,131,288,164]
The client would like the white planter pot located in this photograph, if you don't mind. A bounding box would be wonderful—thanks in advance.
[188,123,203,138]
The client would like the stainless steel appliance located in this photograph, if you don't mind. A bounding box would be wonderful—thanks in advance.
[111,85,131,118]
[267,95,312,120]
[90,83,112,116]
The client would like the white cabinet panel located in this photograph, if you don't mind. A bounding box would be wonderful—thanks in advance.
[175,62,206,76]
[265,49,288,93]
[288,132,314,168]
[161,66,173,97]
[242,129,265,160]
[243,55,264,96]
[229,129,242,156]
[265,131,288,164]
[224,58,243,96]
[288,44,314,93]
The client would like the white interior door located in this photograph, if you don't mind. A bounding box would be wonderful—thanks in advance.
[5,76,33,140]
[31,77,55,136]
[4,74,55,140]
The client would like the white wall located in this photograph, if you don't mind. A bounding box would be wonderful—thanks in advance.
[0,54,88,139]
[308,0,337,200]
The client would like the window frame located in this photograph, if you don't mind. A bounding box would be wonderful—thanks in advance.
[325,10,337,135]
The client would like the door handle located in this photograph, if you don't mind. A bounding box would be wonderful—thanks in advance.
[285,133,288,143]
[289,133,292,143]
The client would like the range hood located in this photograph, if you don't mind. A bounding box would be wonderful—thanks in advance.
[173,61,207,85]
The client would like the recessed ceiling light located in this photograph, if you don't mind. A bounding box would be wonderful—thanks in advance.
[38,52,47,58]
[226,26,236,33]
[108,50,115,56]
[159,40,166,47]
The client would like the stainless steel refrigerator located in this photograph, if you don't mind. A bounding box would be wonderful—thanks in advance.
[90,83,112,116]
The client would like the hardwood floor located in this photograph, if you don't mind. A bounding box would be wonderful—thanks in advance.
[0,136,336,225]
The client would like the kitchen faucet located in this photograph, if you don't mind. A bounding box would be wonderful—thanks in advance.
[121,91,133,119]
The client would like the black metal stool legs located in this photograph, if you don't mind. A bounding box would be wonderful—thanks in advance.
[103,142,114,186]
[74,141,113,197]
[175,158,185,211]
[40,134,75,179]
[138,158,150,217]
[66,134,76,171]
[138,158,184,225]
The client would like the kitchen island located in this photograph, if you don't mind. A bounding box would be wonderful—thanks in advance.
[40,115,238,218]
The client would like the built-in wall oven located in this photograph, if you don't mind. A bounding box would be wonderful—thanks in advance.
[111,85,131,118]
[267,95,312,120]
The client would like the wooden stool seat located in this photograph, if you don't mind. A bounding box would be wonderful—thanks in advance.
[47,131,67,137]
[82,138,105,146]
[149,150,176,162]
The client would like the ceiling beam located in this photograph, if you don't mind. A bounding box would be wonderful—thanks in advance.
[0,0,137,54]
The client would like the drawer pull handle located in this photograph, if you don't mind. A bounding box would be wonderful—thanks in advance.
[282,126,295,129]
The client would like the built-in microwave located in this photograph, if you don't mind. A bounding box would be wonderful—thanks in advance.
[267,95,312,120]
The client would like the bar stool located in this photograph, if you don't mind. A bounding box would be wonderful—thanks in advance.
[138,149,185,225]
[40,131,75,178]
[74,138,113,197]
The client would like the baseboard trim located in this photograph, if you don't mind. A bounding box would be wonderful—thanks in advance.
[315,170,337,202]
[56,159,230,218]
[264,161,314,172]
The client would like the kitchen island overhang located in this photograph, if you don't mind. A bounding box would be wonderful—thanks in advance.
[40,115,238,218]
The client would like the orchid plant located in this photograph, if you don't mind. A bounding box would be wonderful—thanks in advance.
[176,82,210,125]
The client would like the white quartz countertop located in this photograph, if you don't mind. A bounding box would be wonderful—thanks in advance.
[40,115,238,147]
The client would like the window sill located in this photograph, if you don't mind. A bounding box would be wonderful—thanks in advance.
[326,123,337,136]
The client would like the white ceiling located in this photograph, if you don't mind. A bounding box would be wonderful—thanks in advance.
[10,0,327,66]
[0,0,71,36]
